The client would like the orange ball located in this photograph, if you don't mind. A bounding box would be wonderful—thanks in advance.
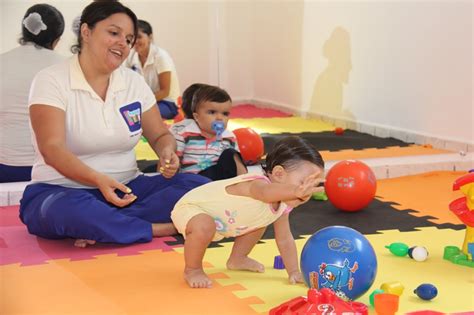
[233,128,264,165]
[325,160,377,212]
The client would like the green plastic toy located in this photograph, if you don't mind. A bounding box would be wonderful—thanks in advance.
[385,242,409,257]
[312,191,328,201]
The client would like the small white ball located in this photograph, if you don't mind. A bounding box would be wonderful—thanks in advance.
[409,246,429,262]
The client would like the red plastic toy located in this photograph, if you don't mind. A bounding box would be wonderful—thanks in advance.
[233,127,264,165]
[325,160,377,212]
[269,288,368,315]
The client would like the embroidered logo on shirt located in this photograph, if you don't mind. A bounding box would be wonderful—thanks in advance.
[120,101,142,132]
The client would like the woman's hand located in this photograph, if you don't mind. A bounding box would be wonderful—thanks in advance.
[158,148,179,178]
[96,174,137,207]
[288,270,304,284]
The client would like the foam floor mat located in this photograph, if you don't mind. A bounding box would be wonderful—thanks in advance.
[1,172,472,314]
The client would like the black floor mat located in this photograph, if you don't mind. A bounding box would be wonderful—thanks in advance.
[261,130,412,153]
[165,198,464,248]
[138,130,413,172]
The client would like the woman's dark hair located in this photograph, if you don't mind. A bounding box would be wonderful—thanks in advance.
[137,19,153,36]
[191,85,232,114]
[264,136,325,173]
[19,4,65,50]
[71,1,138,53]
[182,83,211,118]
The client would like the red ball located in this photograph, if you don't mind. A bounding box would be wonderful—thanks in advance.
[334,127,344,135]
[325,160,377,212]
[233,127,264,165]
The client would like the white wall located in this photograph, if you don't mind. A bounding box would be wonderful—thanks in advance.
[0,0,218,92]
[301,0,473,144]
[1,0,472,145]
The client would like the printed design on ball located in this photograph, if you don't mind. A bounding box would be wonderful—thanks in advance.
[119,101,142,132]
[328,237,355,253]
[312,258,359,301]
[336,176,355,188]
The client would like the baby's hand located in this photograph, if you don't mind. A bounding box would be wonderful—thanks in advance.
[288,270,304,284]
[294,173,325,201]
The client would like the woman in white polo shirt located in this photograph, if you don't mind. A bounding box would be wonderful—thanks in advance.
[19,2,209,248]
[0,4,65,182]
[126,19,180,119]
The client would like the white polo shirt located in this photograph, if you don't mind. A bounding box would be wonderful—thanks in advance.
[126,44,180,104]
[0,44,65,166]
[28,54,156,188]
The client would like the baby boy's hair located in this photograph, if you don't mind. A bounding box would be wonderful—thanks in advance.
[182,83,210,118]
[191,85,232,114]
[264,136,324,173]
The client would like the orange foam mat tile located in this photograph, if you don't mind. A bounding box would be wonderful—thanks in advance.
[1,250,263,315]
[321,145,451,161]
[376,171,466,225]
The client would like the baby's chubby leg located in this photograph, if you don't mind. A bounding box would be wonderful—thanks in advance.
[227,227,266,273]
[184,214,216,288]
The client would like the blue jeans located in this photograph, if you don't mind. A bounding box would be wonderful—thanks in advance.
[158,100,179,119]
[0,164,32,182]
[19,174,210,244]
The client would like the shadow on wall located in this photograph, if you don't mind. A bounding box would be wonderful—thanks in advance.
[310,27,354,122]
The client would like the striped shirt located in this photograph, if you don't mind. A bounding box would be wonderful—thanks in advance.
[170,119,239,174]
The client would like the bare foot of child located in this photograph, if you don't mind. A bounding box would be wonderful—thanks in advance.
[226,256,265,273]
[184,268,213,288]
[74,239,96,248]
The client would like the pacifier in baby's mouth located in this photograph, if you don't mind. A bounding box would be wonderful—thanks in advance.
[211,121,225,140]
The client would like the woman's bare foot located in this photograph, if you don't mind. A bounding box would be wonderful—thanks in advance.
[74,239,96,248]
[226,256,265,272]
[152,223,177,237]
[184,268,213,288]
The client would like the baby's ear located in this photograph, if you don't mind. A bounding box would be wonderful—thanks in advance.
[271,165,286,180]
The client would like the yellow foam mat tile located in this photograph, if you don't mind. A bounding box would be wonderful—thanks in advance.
[228,117,335,134]
[1,250,262,315]
[191,227,473,314]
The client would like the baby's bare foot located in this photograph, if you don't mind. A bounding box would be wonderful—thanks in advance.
[184,268,213,288]
[227,256,265,273]
[74,239,96,248]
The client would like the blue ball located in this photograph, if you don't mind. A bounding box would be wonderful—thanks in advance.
[414,283,438,300]
[300,226,377,301]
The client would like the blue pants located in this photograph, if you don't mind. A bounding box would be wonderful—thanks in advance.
[158,100,179,119]
[19,174,210,244]
[0,164,32,183]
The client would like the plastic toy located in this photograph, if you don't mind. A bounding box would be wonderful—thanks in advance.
[300,226,377,301]
[324,160,377,212]
[385,242,409,257]
[211,121,225,140]
[312,191,328,201]
[232,127,264,165]
[408,246,429,262]
[380,281,404,296]
[446,172,474,267]
[374,293,399,315]
[273,255,285,269]
[269,288,368,315]
[414,283,438,301]
[369,289,385,306]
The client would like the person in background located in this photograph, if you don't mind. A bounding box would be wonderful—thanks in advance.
[171,136,325,288]
[170,85,247,181]
[19,1,209,248]
[0,4,65,183]
[126,19,180,119]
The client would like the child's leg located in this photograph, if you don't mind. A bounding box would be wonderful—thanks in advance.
[184,213,216,288]
[227,227,266,272]
[233,152,247,175]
